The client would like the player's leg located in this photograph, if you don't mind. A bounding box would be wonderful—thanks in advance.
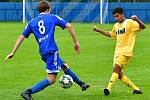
[21,51,60,100]
[120,73,142,94]
[21,73,57,100]
[118,56,142,94]
[62,63,81,85]
[104,64,120,95]
[31,73,57,94]
[104,55,126,95]
[61,63,90,91]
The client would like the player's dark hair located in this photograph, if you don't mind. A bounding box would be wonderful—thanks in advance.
[38,0,50,13]
[113,7,124,15]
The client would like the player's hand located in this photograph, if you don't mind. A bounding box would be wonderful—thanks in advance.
[93,26,99,32]
[74,42,80,54]
[5,52,14,62]
[131,15,139,21]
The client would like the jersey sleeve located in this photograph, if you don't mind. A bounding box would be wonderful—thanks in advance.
[109,25,117,40]
[22,23,32,38]
[131,20,140,32]
[54,15,67,29]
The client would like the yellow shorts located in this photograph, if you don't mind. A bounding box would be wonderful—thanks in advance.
[113,55,131,70]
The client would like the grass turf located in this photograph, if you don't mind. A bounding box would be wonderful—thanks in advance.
[0,22,150,100]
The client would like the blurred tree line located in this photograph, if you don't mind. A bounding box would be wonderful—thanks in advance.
[0,0,150,2]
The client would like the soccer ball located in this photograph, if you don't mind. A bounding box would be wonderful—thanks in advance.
[59,75,73,89]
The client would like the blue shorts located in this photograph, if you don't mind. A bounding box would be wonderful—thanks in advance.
[41,51,64,74]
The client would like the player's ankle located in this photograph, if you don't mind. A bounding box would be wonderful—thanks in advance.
[26,89,32,94]
[107,88,110,92]
[78,81,84,86]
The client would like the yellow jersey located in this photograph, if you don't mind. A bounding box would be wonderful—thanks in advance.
[109,19,141,57]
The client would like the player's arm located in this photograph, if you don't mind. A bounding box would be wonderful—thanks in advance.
[5,35,25,62]
[131,15,146,29]
[93,26,111,37]
[55,15,80,53]
[65,23,80,54]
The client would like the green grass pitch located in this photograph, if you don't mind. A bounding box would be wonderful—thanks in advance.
[0,22,150,100]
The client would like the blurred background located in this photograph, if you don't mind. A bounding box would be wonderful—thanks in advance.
[0,0,149,23]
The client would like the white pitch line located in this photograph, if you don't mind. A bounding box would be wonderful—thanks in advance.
[90,86,103,88]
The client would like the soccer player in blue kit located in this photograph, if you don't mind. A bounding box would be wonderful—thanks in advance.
[5,0,89,100]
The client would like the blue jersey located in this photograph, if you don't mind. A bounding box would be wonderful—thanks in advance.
[22,13,67,55]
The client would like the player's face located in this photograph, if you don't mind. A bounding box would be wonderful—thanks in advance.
[113,13,124,23]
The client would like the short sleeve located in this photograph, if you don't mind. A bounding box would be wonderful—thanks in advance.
[54,15,67,29]
[22,23,32,38]
[131,20,140,32]
[109,26,117,40]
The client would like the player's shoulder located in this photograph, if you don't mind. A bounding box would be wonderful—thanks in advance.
[113,22,119,28]
[47,14,55,17]
[126,19,132,21]
[125,19,135,23]
[125,19,139,26]
[48,14,57,17]
[27,18,37,27]
[46,14,62,20]
[29,16,38,23]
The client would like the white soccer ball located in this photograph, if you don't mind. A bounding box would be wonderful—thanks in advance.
[59,75,73,89]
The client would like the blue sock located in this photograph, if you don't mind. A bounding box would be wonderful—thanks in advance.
[64,68,82,86]
[31,79,51,94]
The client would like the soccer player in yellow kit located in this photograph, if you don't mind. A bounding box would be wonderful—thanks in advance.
[93,7,145,95]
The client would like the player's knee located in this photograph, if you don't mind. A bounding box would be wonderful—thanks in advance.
[47,73,57,84]
[47,78,56,84]
[51,80,56,84]
[118,71,123,79]
[61,63,69,71]
[113,64,121,74]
